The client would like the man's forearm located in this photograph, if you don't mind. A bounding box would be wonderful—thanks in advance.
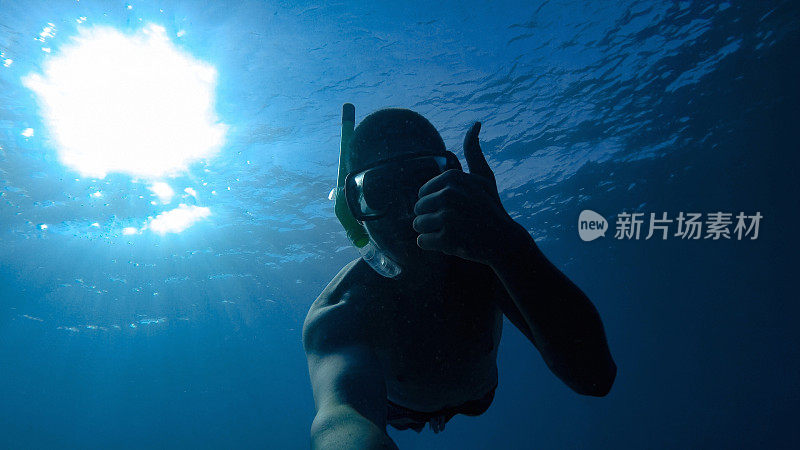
[489,222,616,396]
[311,405,399,450]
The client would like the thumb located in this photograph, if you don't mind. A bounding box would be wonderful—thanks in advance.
[463,122,494,180]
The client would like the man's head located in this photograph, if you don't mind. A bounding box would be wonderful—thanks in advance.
[346,108,460,270]
[348,108,448,172]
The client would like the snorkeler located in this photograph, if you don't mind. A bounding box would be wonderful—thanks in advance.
[302,104,616,449]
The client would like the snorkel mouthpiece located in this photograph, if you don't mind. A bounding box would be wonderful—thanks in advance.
[334,103,402,278]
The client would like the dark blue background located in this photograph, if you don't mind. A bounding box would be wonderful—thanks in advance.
[1,1,798,448]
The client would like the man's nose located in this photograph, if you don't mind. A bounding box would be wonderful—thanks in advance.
[397,201,414,221]
[396,191,417,220]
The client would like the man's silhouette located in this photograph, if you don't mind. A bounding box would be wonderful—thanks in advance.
[303,108,616,449]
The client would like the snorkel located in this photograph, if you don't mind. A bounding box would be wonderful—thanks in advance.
[334,103,402,278]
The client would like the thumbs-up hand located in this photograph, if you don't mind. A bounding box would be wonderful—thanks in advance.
[413,122,519,266]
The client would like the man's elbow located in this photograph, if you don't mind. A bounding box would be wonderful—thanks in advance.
[310,406,397,450]
[310,408,353,450]
[310,409,346,449]
[573,359,617,397]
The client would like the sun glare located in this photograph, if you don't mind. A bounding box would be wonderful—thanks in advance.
[23,24,227,179]
[149,204,211,234]
[149,181,175,204]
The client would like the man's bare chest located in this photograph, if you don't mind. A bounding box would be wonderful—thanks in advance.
[372,279,501,372]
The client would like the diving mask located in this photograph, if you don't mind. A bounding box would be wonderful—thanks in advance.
[344,152,459,221]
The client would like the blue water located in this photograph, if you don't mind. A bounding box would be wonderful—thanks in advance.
[1,0,798,448]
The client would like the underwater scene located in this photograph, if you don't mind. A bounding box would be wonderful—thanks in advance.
[1,1,798,448]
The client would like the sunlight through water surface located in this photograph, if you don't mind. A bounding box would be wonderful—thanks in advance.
[22,23,227,179]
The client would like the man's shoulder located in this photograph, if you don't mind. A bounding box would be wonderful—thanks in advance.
[302,258,381,354]
[313,257,381,309]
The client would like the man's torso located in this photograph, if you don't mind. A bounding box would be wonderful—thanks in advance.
[309,257,503,413]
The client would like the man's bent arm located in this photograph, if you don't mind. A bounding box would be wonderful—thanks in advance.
[489,222,617,396]
[311,402,398,450]
[305,328,398,449]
